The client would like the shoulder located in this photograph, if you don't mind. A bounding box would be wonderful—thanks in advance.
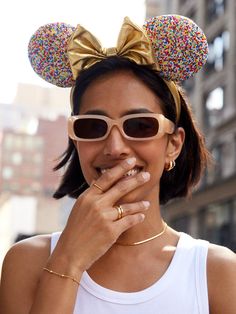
[0,235,51,313]
[207,243,236,314]
[2,234,51,269]
[207,243,236,276]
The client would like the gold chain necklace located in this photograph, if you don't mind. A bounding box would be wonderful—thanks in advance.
[115,222,168,246]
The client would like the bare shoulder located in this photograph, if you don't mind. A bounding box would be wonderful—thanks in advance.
[2,234,51,273]
[207,243,236,274]
[207,243,236,314]
[0,234,51,313]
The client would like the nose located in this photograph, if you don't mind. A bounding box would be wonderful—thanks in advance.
[103,126,131,158]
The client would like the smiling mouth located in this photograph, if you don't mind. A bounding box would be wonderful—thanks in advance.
[97,166,143,178]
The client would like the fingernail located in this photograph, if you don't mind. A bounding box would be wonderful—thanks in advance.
[143,201,150,208]
[126,157,136,165]
[141,172,150,181]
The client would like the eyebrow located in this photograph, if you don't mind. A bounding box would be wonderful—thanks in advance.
[83,108,154,116]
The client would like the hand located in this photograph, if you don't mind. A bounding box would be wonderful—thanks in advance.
[50,157,150,275]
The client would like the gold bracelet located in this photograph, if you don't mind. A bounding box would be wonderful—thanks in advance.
[43,267,80,286]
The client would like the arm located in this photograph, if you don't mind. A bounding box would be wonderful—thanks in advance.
[0,235,76,314]
[207,244,236,314]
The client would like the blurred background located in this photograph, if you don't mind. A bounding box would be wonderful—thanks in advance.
[0,0,236,270]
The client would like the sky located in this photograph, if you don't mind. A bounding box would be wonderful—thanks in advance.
[0,0,146,104]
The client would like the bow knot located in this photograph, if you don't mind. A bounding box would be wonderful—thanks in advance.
[67,17,159,79]
[104,47,117,57]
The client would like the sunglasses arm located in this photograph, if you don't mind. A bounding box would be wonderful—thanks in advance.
[159,115,175,135]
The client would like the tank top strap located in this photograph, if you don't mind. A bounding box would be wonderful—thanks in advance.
[177,232,209,314]
[194,237,209,313]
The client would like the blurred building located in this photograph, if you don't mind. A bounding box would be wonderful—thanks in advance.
[0,130,44,195]
[0,84,70,265]
[146,0,236,250]
[13,83,70,120]
[0,115,67,197]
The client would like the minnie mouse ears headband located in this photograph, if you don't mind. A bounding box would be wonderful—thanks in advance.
[28,15,208,119]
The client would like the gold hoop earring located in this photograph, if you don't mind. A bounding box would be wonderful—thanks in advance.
[165,160,176,171]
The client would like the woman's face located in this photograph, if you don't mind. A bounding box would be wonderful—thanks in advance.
[74,70,183,203]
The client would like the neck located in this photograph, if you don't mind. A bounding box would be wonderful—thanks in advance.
[116,198,164,246]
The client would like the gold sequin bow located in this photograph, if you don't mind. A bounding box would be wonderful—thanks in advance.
[67,17,181,121]
[67,17,158,79]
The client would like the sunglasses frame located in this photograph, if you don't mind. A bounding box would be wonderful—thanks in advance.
[68,113,175,142]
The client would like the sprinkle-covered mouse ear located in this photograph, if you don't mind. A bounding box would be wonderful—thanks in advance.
[28,23,75,87]
[143,15,208,82]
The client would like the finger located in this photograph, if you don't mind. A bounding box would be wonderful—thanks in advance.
[91,182,104,194]
[105,201,150,221]
[114,213,146,235]
[104,171,150,204]
[90,157,137,193]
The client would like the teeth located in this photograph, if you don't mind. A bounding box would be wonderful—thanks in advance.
[123,168,139,177]
[100,167,140,177]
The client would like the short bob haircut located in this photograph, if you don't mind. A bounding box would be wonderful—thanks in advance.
[53,56,209,205]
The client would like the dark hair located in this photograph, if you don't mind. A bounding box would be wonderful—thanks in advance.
[53,56,209,204]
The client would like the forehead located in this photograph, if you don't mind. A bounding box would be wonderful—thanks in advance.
[79,70,163,116]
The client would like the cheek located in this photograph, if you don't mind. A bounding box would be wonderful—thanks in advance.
[140,140,168,167]
[76,142,98,184]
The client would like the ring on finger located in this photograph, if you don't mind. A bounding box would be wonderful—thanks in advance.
[115,205,124,220]
[92,183,104,193]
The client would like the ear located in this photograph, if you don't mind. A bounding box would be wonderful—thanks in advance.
[165,127,185,164]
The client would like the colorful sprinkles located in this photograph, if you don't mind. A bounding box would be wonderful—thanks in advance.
[28,23,75,87]
[28,16,208,87]
[143,15,208,81]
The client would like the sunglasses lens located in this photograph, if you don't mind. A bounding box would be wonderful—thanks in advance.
[74,118,108,139]
[124,117,159,138]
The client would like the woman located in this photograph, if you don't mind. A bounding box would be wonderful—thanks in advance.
[0,15,235,314]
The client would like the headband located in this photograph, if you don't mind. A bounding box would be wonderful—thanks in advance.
[28,15,208,121]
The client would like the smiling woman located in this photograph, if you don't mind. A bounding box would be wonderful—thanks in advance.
[0,14,236,314]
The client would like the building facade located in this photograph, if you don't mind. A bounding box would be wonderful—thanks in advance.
[145,0,236,251]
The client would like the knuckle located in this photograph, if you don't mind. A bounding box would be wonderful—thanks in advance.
[116,181,128,193]
[125,214,144,228]
[140,201,146,210]
[136,174,145,184]
[124,205,130,215]
[92,202,101,212]
[125,216,135,228]
[120,161,129,172]
[88,200,101,213]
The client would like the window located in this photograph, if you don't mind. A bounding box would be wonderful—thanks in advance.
[207,138,235,183]
[199,199,236,251]
[11,152,23,165]
[2,166,14,180]
[205,31,230,75]
[221,140,235,178]
[204,86,225,127]
[206,0,226,24]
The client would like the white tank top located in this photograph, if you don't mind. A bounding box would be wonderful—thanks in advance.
[51,232,209,314]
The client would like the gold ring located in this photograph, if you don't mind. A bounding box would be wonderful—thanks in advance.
[115,205,124,220]
[93,183,103,192]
